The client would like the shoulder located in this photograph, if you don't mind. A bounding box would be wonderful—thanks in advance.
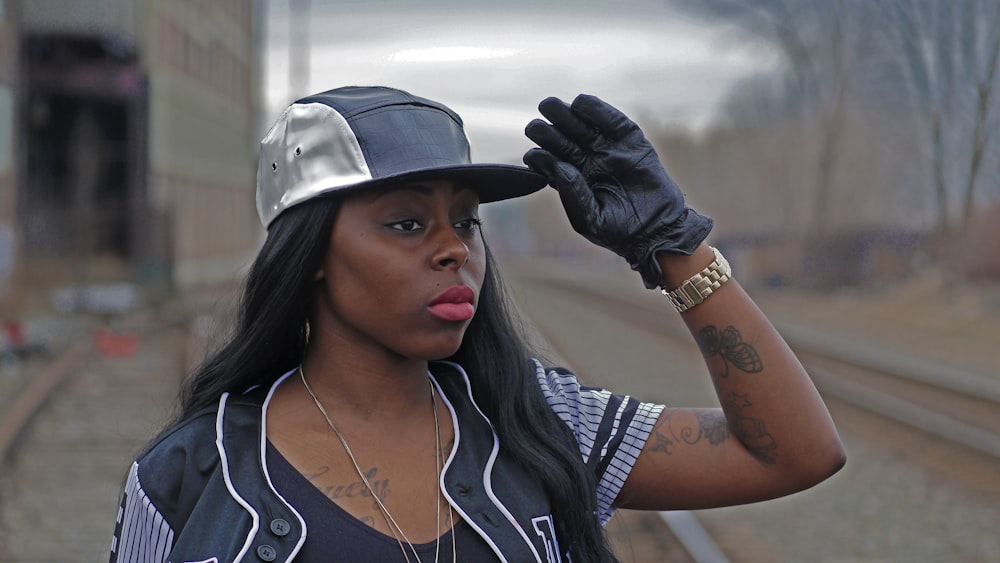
[138,392,266,468]
[139,391,265,458]
[133,392,265,524]
[528,359,666,524]
[529,357,664,468]
[139,408,217,467]
[529,359,609,417]
[531,360,583,394]
[530,358,663,414]
[132,408,220,523]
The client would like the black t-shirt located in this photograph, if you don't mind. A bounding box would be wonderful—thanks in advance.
[265,442,499,561]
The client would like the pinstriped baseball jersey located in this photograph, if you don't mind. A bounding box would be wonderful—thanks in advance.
[109,361,664,562]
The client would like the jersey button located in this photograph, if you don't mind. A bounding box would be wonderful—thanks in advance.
[270,518,291,536]
[257,544,277,561]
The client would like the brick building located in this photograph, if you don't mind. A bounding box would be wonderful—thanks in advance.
[1,0,264,314]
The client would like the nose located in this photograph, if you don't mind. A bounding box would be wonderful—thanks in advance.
[431,226,471,271]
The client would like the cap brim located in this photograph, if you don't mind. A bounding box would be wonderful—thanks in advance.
[323,164,549,204]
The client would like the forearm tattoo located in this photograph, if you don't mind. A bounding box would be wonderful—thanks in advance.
[651,410,726,457]
[695,325,763,378]
[651,393,778,464]
[725,392,777,464]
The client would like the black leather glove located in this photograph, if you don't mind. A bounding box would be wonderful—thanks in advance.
[523,94,713,289]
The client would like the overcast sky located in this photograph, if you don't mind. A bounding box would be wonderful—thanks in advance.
[262,0,777,163]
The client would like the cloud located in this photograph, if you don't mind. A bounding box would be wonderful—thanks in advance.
[387,46,523,63]
[263,2,778,160]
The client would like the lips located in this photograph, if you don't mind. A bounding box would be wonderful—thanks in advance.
[428,285,476,322]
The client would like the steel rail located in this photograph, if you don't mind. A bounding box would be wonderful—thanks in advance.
[517,271,1000,561]
[0,299,201,462]
[516,283,732,563]
[520,275,1000,463]
[808,365,1000,459]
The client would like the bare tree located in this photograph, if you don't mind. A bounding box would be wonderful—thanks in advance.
[668,0,877,234]
[671,0,1000,240]
[958,2,1000,225]
[874,0,999,236]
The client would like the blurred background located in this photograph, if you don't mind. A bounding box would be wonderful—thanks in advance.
[0,0,998,561]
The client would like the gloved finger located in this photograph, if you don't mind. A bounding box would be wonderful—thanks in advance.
[523,148,595,215]
[522,148,561,185]
[537,97,602,147]
[525,118,587,166]
[550,161,603,237]
[569,94,642,142]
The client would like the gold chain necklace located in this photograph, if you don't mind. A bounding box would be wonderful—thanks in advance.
[299,366,456,562]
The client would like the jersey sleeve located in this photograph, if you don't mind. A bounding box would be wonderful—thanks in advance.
[532,359,664,525]
[109,461,175,563]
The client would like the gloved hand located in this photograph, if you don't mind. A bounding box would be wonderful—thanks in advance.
[523,94,713,289]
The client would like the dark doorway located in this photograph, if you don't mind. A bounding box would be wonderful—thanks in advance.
[19,33,147,282]
[24,95,131,257]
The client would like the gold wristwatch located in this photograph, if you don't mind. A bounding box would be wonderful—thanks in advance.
[661,246,731,313]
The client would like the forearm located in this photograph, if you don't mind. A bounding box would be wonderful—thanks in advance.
[658,245,846,477]
[526,93,845,508]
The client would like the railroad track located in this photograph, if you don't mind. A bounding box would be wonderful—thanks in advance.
[523,274,1000,461]
[0,293,221,462]
[4,269,995,562]
[514,271,1000,563]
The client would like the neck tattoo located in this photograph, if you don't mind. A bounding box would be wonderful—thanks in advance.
[298,366,456,563]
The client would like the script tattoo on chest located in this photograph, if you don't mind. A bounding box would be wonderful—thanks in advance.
[304,465,391,501]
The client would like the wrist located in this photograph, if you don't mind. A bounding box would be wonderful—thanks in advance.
[627,207,714,289]
[656,243,715,288]
[659,245,732,313]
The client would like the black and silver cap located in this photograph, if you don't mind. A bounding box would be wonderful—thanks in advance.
[256,86,547,228]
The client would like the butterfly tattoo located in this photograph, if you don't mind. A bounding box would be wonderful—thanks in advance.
[695,325,763,378]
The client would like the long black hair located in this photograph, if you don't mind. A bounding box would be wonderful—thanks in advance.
[172,196,618,562]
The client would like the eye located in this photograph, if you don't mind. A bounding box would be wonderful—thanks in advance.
[454,217,483,232]
[388,219,424,232]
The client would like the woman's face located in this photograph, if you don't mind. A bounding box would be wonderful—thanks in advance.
[313,179,487,361]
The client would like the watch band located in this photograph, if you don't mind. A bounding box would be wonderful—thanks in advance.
[661,246,732,313]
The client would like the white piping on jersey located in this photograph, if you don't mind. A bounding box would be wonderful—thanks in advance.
[259,370,309,561]
[437,361,544,563]
[483,440,544,563]
[429,366,508,562]
[216,393,259,562]
[430,374,459,471]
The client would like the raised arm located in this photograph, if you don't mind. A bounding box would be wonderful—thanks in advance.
[524,94,845,511]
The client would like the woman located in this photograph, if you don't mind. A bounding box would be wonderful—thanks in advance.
[109,86,845,563]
